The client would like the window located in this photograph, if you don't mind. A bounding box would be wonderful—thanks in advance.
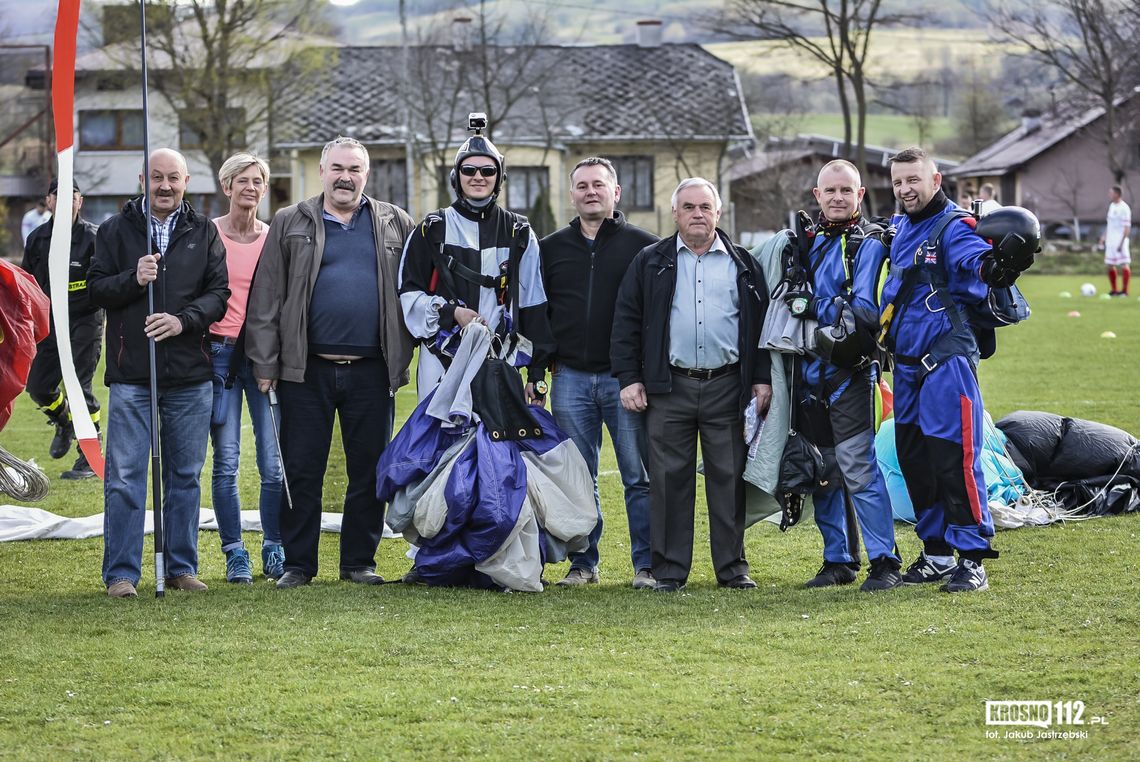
[609,156,654,211]
[78,110,144,151]
[366,159,408,210]
[507,166,549,214]
[179,110,246,151]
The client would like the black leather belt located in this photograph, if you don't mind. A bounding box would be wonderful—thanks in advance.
[669,362,738,380]
[209,333,237,346]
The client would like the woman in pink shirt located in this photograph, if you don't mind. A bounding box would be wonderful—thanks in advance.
[208,153,284,583]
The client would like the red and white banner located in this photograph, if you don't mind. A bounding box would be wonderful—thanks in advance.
[49,0,105,478]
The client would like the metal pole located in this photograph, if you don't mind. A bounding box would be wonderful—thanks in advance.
[400,0,415,218]
[139,0,164,599]
[265,389,293,511]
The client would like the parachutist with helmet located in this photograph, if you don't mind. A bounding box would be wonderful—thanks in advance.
[398,112,554,403]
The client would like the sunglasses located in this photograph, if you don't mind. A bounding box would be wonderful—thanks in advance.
[459,165,498,178]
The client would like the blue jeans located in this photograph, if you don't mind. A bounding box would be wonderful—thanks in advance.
[209,341,284,550]
[102,381,212,587]
[550,365,651,572]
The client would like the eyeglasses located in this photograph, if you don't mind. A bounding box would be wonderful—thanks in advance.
[459,165,498,178]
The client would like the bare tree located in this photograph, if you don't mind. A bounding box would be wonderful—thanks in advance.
[92,0,332,209]
[951,62,1013,157]
[398,1,579,214]
[987,0,1140,182]
[701,0,910,178]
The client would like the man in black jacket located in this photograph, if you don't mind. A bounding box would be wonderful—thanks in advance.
[541,157,658,589]
[88,148,230,598]
[611,178,771,592]
[20,177,103,478]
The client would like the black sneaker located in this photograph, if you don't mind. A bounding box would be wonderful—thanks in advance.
[941,559,989,593]
[49,419,74,459]
[901,553,956,585]
[60,451,96,480]
[860,557,903,592]
[804,561,857,588]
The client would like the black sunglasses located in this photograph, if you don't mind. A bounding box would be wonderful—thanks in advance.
[459,165,498,178]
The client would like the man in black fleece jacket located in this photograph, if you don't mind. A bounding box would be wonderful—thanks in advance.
[540,157,659,589]
[88,148,229,598]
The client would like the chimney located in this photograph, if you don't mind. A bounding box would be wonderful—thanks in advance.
[453,16,472,51]
[1021,108,1042,134]
[636,19,663,48]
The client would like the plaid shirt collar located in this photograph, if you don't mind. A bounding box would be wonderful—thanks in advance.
[150,204,184,255]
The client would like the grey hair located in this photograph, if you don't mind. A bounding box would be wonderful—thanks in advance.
[670,177,721,211]
[218,152,270,191]
[320,136,370,169]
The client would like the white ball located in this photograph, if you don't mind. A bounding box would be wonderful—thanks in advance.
[1080,283,1097,297]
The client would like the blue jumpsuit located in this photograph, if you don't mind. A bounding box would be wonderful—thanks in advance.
[798,227,898,566]
[879,201,997,559]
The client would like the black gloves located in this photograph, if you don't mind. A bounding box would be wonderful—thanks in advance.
[783,288,817,318]
[980,256,1020,288]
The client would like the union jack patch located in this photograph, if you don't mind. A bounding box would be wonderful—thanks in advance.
[923,245,938,265]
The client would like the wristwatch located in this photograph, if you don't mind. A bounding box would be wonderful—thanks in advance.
[533,380,549,396]
[790,297,809,316]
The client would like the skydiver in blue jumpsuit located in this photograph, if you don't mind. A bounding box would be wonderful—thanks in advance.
[786,160,902,592]
[880,147,1000,593]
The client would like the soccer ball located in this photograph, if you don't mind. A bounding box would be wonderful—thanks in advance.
[1080,283,1097,297]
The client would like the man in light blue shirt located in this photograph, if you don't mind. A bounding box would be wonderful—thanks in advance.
[612,178,772,592]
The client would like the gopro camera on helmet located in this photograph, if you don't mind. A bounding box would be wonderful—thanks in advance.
[468,112,488,134]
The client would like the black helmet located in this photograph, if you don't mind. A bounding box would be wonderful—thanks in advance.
[450,113,505,208]
[812,298,878,369]
[976,205,1040,273]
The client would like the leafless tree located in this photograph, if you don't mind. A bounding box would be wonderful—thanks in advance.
[91,0,332,209]
[700,0,911,179]
[986,0,1140,182]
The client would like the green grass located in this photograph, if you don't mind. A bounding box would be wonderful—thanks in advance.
[1,274,1137,759]
[788,112,958,152]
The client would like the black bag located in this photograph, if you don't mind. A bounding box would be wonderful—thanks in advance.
[470,356,543,441]
[775,357,829,530]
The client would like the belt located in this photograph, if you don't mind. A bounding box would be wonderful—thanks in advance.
[209,333,238,346]
[669,362,739,381]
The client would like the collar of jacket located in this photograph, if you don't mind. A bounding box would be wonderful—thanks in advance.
[451,199,498,222]
[123,196,196,228]
[569,210,626,241]
[906,190,949,223]
[304,194,393,226]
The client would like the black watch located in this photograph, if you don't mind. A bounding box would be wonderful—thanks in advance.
[533,380,549,396]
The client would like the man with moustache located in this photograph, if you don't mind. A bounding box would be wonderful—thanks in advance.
[88,148,230,598]
[879,146,1010,593]
[246,136,415,589]
[540,157,658,589]
[611,178,770,592]
[781,160,901,592]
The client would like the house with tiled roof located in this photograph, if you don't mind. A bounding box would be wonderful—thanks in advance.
[275,37,755,234]
[946,90,1140,237]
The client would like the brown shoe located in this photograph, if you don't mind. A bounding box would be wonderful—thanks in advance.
[106,580,138,598]
[166,574,208,592]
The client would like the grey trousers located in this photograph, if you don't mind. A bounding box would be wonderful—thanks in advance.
[645,372,750,584]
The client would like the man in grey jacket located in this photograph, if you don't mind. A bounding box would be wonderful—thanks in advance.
[246,136,415,589]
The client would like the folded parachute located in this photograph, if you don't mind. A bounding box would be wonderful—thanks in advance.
[376,324,596,591]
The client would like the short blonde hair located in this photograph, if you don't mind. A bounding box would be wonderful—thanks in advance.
[218,152,270,191]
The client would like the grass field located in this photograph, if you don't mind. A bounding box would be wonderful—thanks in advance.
[782,112,958,152]
[0,274,1137,759]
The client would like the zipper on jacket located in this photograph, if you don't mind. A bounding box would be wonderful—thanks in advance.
[583,239,597,362]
